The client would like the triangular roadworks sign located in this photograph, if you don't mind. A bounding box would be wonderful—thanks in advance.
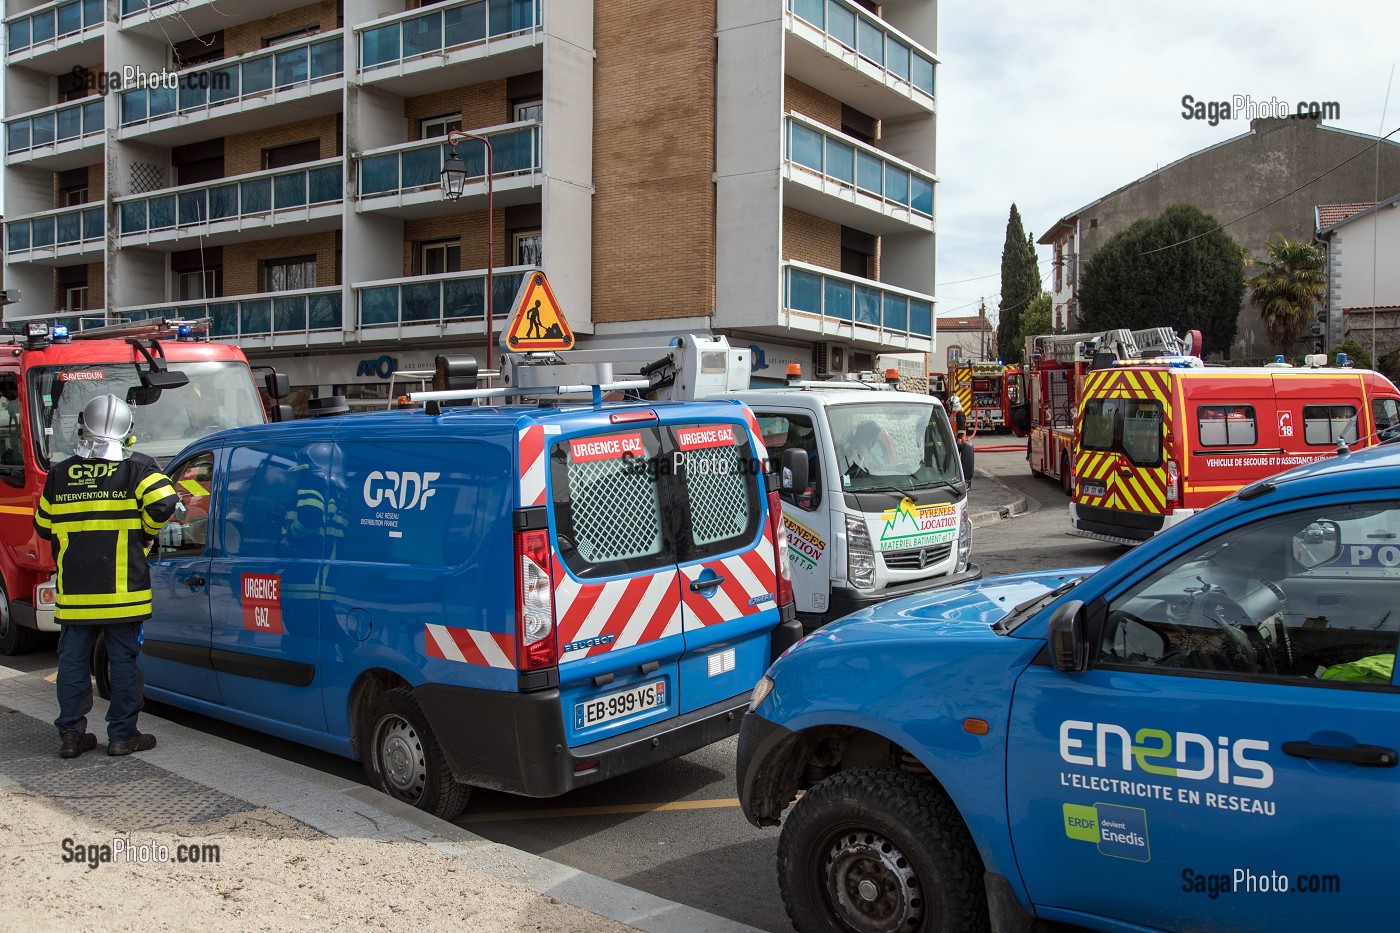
[501,271,574,352]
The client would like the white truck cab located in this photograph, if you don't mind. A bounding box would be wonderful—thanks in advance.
[723,383,979,631]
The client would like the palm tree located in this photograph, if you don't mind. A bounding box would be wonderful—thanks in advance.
[1246,234,1326,356]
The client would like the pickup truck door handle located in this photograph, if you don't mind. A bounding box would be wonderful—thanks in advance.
[184,574,206,590]
[690,575,725,592]
[1283,741,1397,767]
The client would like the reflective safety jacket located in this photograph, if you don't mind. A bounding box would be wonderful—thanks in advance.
[34,453,178,624]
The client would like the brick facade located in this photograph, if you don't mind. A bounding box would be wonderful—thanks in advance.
[402,210,504,276]
[222,0,340,58]
[224,231,339,295]
[593,0,716,322]
[784,77,841,129]
[782,207,841,269]
[225,114,341,177]
[405,81,508,140]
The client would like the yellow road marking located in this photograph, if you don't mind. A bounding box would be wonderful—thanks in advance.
[462,797,742,823]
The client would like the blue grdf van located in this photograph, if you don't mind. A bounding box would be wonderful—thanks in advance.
[105,393,799,818]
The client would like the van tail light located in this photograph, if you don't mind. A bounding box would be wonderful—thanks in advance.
[515,528,558,671]
[1166,459,1180,507]
[767,490,794,608]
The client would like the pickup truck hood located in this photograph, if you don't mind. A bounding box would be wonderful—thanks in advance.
[827,566,1101,637]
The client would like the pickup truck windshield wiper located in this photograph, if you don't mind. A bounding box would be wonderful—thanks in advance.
[997,574,1090,633]
[857,484,919,502]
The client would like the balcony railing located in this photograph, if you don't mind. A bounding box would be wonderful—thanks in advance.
[6,98,104,155]
[6,0,102,54]
[6,204,104,255]
[120,0,179,17]
[355,267,531,329]
[786,0,936,99]
[783,261,933,338]
[357,0,540,73]
[116,159,342,236]
[112,288,343,340]
[357,122,540,199]
[784,115,934,219]
[118,32,344,129]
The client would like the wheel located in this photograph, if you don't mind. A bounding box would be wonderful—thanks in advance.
[0,581,39,656]
[1060,455,1072,496]
[362,687,470,820]
[777,767,990,933]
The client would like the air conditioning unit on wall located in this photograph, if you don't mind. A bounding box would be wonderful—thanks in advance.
[815,342,847,376]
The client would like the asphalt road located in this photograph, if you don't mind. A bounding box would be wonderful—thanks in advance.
[3,441,1127,933]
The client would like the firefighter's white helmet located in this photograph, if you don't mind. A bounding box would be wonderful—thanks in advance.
[75,394,134,461]
[948,395,963,412]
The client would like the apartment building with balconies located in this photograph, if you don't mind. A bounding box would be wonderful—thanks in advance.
[4,0,933,401]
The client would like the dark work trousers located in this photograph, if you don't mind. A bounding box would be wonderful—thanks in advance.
[55,621,144,741]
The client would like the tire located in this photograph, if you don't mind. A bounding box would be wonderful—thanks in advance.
[1061,455,1073,497]
[777,767,990,933]
[362,687,470,820]
[0,581,38,656]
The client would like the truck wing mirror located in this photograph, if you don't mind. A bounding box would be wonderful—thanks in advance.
[780,448,809,499]
[1047,600,1089,673]
[265,371,291,399]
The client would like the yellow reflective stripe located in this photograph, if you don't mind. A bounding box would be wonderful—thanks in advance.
[56,603,151,621]
[178,479,210,496]
[47,499,140,514]
[57,590,152,607]
[135,472,173,499]
[47,518,143,532]
[116,528,129,592]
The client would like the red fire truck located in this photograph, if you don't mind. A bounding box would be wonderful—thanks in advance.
[0,319,272,654]
[950,361,1013,433]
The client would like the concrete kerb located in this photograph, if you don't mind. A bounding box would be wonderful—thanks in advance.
[0,665,762,933]
[967,469,1030,529]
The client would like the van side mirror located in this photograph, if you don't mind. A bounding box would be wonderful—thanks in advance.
[780,448,809,498]
[265,371,291,399]
[1047,600,1089,673]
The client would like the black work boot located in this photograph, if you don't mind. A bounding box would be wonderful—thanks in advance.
[59,731,97,759]
[107,733,157,756]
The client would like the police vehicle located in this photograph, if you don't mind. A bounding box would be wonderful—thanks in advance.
[738,439,1400,932]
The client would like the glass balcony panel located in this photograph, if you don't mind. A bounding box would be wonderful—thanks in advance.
[793,0,823,27]
[121,90,147,125]
[148,195,176,229]
[210,302,239,338]
[909,299,932,337]
[456,137,487,177]
[444,277,483,319]
[31,9,54,43]
[823,277,853,320]
[7,121,31,154]
[119,201,147,233]
[57,1,83,36]
[209,66,239,103]
[273,296,307,333]
[487,0,533,35]
[309,166,340,203]
[493,273,523,315]
[443,0,486,48]
[178,190,206,225]
[853,285,880,326]
[82,0,100,26]
[402,12,442,58]
[826,2,856,48]
[856,17,883,66]
[359,286,398,326]
[308,293,341,329]
[359,154,399,196]
[121,0,143,13]
[241,178,271,213]
[912,54,935,96]
[32,217,55,248]
[83,100,103,133]
[401,147,441,189]
[887,38,910,81]
[493,128,534,173]
[401,283,440,322]
[274,46,308,88]
[149,86,176,118]
[884,165,909,207]
[311,39,342,78]
[32,113,55,147]
[825,137,854,184]
[789,123,823,173]
[56,106,82,141]
[240,299,271,335]
[273,172,307,209]
[910,176,933,216]
[10,18,31,50]
[855,150,882,195]
[82,207,102,239]
[359,24,400,69]
[882,294,907,332]
[179,74,208,112]
[209,183,239,218]
[8,223,30,253]
[242,55,273,94]
[788,268,822,315]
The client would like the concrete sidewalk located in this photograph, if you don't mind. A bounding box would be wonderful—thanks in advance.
[0,664,761,932]
[966,467,1030,528]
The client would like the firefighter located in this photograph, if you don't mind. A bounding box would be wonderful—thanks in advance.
[35,394,177,759]
[948,394,968,441]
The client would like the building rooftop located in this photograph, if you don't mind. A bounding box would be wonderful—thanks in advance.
[1316,202,1375,230]
[935,316,991,331]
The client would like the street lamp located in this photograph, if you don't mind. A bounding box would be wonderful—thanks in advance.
[440,129,495,371]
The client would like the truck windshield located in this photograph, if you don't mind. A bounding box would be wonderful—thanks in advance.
[29,361,265,468]
[829,401,962,492]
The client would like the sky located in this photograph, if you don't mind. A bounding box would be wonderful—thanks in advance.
[934,0,1400,322]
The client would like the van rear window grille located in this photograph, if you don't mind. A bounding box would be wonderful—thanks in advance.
[567,459,663,563]
[685,446,751,546]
